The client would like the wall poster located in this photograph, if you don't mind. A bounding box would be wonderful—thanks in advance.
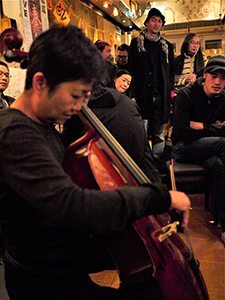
[20,0,49,51]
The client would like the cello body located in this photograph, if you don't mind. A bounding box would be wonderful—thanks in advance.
[63,106,209,300]
[133,214,208,299]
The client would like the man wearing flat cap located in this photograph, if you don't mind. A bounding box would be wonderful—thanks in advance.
[128,8,174,174]
[172,54,225,245]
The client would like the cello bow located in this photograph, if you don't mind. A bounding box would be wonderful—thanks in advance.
[169,159,209,300]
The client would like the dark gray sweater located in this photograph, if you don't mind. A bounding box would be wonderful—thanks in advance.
[0,108,170,275]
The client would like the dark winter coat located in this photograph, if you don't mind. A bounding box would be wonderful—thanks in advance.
[128,37,174,122]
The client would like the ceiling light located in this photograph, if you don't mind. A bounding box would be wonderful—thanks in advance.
[103,1,109,8]
[111,7,119,17]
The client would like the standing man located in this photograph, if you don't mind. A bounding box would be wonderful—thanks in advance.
[0,61,15,108]
[116,44,129,70]
[94,39,118,87]
[94,40,112,62]
[128,8,174,173]
[172,54,225,245]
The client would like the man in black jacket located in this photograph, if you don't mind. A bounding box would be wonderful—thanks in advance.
[116,44,129,70]
[0,61,14,108]
[0,60,14,264]
[63,83,161,183]
[172,54,225,245]
[128,8,174,173]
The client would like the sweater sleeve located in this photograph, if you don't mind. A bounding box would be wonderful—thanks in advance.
[172,89,205,143]
[203,123,225,136]
[175,74,188,87]
[0,114,171,236]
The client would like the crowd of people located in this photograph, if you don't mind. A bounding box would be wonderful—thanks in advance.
[0,6,225,300]
[86,8,225,248]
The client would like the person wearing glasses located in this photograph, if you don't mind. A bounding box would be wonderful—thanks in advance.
[174,33,208,98]
[0,61,15,263]
[0,61,14,108]
[116,44,129,70]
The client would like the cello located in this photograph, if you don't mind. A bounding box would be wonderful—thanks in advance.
[0,28,209,300]
[63,105,209,300]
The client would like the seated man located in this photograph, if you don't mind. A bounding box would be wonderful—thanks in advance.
[0,61,15,108]
[172,54,225,244]
[0,60,14,263]
[62,82,161,183]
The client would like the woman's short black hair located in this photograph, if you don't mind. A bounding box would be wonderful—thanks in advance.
[114,69,132,79]
[25,25,104,92]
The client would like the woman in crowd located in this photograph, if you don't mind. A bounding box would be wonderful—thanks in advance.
[114,69,131,93]
[174,33,208,97]
[113,69,135,101]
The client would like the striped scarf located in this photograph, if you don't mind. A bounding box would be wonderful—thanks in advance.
[137,28,169,63]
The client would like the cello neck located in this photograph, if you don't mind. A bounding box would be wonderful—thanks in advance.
[79,105,151,186]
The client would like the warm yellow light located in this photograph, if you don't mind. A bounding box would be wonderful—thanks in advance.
[111,7,119,16]
[103,1,109,8]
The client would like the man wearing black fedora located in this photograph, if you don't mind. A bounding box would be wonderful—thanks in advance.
[128,8,174,175]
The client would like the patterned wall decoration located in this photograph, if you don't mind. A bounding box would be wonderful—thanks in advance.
[48,0,114,41]
[174,0,215,21]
